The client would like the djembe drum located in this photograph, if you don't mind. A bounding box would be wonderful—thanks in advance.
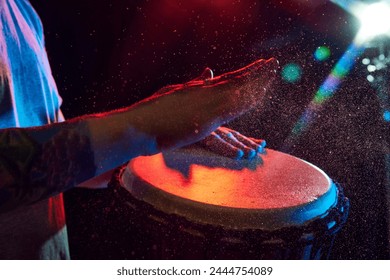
[109,148,349,259]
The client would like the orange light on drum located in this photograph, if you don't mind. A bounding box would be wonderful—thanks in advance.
[129,149,333,211]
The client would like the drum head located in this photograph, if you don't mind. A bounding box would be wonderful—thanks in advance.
[120,148,337,230]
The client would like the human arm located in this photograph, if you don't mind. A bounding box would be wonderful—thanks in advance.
[0,108,160,213]
[0,57,278,213]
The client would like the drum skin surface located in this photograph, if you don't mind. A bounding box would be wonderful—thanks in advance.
[120,148,337,230]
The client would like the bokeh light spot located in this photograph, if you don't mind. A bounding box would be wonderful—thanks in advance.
[314,46,331,61]
[367,75,374,82]
[281,63,302,83]
[362,58,370,65]
[384,110,390,122]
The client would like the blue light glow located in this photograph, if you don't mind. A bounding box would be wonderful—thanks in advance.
[384,110,390,122]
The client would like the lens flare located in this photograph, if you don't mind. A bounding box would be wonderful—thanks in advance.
[355,2,390,44]
[332,0,390,44]
[281,63,302,83]
[314,46,331,61]
[283,43,365,150]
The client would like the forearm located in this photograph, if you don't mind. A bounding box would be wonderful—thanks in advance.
[0,109,157,213]
[85,109,159,173]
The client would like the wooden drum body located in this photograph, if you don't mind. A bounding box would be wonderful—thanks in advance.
[110,148,349,259]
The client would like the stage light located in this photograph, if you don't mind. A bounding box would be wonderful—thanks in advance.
[354,1,390,44]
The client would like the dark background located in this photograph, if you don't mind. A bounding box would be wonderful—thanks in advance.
[30,0,389,259]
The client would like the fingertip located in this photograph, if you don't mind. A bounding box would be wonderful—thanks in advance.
[235,149,244,160]
[247,149,256,159]
[256,145,264,153]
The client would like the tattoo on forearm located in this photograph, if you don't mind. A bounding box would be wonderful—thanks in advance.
[0,128,96,212]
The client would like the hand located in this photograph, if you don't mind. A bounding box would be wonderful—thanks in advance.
[197,126,266,159]
[127,58,278,152]
[184,67,267,160]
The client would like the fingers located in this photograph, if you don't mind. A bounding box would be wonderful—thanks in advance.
[201,132,245,159]
[198,127,266,159]
[216,127,266,155]
[248,137,266,148]
[215,128,257,159]
[222,128,266,153]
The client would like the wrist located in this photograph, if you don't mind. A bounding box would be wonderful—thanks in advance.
[85,110,159,173]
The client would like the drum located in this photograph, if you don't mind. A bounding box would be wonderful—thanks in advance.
[109,148,349,259]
